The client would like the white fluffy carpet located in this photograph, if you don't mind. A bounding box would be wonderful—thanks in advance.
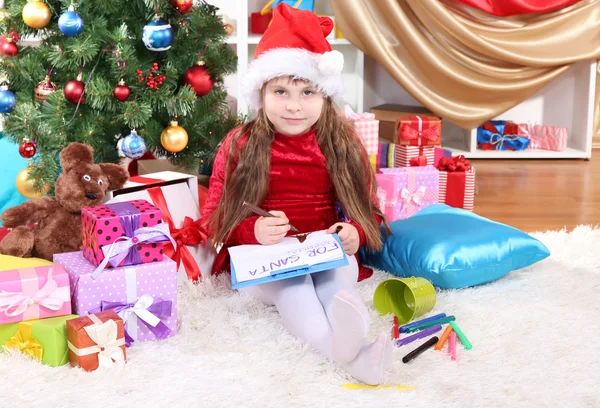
[2,227,600,408]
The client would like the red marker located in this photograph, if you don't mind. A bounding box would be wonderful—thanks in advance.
[392,316,399,339]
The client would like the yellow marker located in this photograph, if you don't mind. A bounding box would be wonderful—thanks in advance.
[342,384,416,391]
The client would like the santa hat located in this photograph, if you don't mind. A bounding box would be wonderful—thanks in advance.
[242,3,345,112]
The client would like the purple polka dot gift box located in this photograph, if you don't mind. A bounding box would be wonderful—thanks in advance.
[53,251,178,345]
[81,200,173,269]
[376,166,439,221]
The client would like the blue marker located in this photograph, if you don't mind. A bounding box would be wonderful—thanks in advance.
[399,313,447,333]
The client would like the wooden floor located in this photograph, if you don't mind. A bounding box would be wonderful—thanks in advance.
[471,150,600,232]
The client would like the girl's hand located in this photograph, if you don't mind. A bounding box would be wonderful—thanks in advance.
[254,211,291,245]
[327,222,359,256]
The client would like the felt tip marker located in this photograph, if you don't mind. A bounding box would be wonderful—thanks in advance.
[399,313,447,333]
[396,325,442,347]
[402,336,439,364]
[449,321,472,350]
[404,316,456,333]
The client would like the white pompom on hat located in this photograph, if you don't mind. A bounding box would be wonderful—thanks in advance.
[242,3,344,112]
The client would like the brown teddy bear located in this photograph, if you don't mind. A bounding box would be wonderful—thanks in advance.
[0,142,129,260]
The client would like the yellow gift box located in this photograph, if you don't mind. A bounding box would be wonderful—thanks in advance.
[0,254,53,271]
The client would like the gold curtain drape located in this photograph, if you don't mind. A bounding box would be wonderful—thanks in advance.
[330,0,600,132]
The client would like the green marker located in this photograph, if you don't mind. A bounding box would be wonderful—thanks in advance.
[405,316,456,333]
[449,321,472,350]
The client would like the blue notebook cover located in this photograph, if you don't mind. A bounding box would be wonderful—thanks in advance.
[230,233,349,290]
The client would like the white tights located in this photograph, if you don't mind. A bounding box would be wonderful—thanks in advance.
[238,256,392,385]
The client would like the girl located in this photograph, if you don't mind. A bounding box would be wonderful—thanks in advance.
[201,4,392,385]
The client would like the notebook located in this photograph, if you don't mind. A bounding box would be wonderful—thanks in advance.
[229,230,348,290]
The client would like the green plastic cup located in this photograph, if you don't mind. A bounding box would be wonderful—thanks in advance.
[373,277,436,324]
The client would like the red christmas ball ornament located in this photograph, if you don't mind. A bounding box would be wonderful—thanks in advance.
[182,60,214,97]
[1,37,18,57]
[171,0,193,14]
[64,73,86,104]
[113,79,131,102]
[19,138,36,158]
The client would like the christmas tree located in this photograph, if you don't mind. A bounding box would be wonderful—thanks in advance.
[0,0,240,197]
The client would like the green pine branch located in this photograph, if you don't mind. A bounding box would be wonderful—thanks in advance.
[1,0,242,188]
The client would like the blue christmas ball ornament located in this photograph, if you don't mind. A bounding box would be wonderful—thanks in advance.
[58,6,84,37]
[142,18,174,52]
[0,85,17,114]
[121,130,147,159]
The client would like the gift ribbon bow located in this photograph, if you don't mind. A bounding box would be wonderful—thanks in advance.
[400,116,440,146]
[89,295,172,347]
[437,155,471,172]
[400,186,428,207]
[0,268,69,318]
[68,314,125,368]
[91,222,177,280]
[148,186,207,281]
[344,104,376,121]
[3,322,43,361]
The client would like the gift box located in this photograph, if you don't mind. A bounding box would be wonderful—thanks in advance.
[250,11,271,34]
[437,156,476,211]
[528,124,568,151]
[396,115,442,146]
[53,251,177,346]
[67,310,126,372]
[82,200,174,271]
[0,314,78,366]
[376,166,439,221]
[272,0,314,11]
[104,171,214,282]
[345,105,379,155]
[394,145,435,167]
[369,154,378,174]
[376,143,389,170]
[477,120,530,151]
[434,147,453,168]
[370,104,433,143]
[0,265,71,324]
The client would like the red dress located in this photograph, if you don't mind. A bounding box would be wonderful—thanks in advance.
[200,126,380,282]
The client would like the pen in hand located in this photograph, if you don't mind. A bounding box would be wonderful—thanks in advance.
[242,201,300,233]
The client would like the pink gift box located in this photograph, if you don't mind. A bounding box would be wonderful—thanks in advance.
[82,200,168,269]
[345,105,379,155]
[376,166,439,221]
[53,251,178,345]
[394,145,435,167]
[528,124,568,151]
[0,265,72,324]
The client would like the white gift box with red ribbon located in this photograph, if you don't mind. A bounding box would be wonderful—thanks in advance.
[104,171,215,282]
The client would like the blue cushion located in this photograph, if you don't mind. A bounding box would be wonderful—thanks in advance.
[0,136,28,226]
[360,204,550,289]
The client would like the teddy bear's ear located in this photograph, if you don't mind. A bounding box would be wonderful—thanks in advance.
[59,142,94,173]
[99,163,129,191]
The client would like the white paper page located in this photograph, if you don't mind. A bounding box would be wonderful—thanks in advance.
[229,230,345,283]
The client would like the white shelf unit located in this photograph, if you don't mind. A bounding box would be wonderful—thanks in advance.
[212,1,596,159]
[364,57,597,160]
[211,0,364,115]
[439,60,597,159]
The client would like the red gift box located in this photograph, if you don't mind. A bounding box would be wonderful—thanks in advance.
[251,12,271,34]
[396,115,442,146]
[437,156,476,211]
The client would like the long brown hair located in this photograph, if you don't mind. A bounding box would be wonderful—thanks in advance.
[207,94,388,252]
